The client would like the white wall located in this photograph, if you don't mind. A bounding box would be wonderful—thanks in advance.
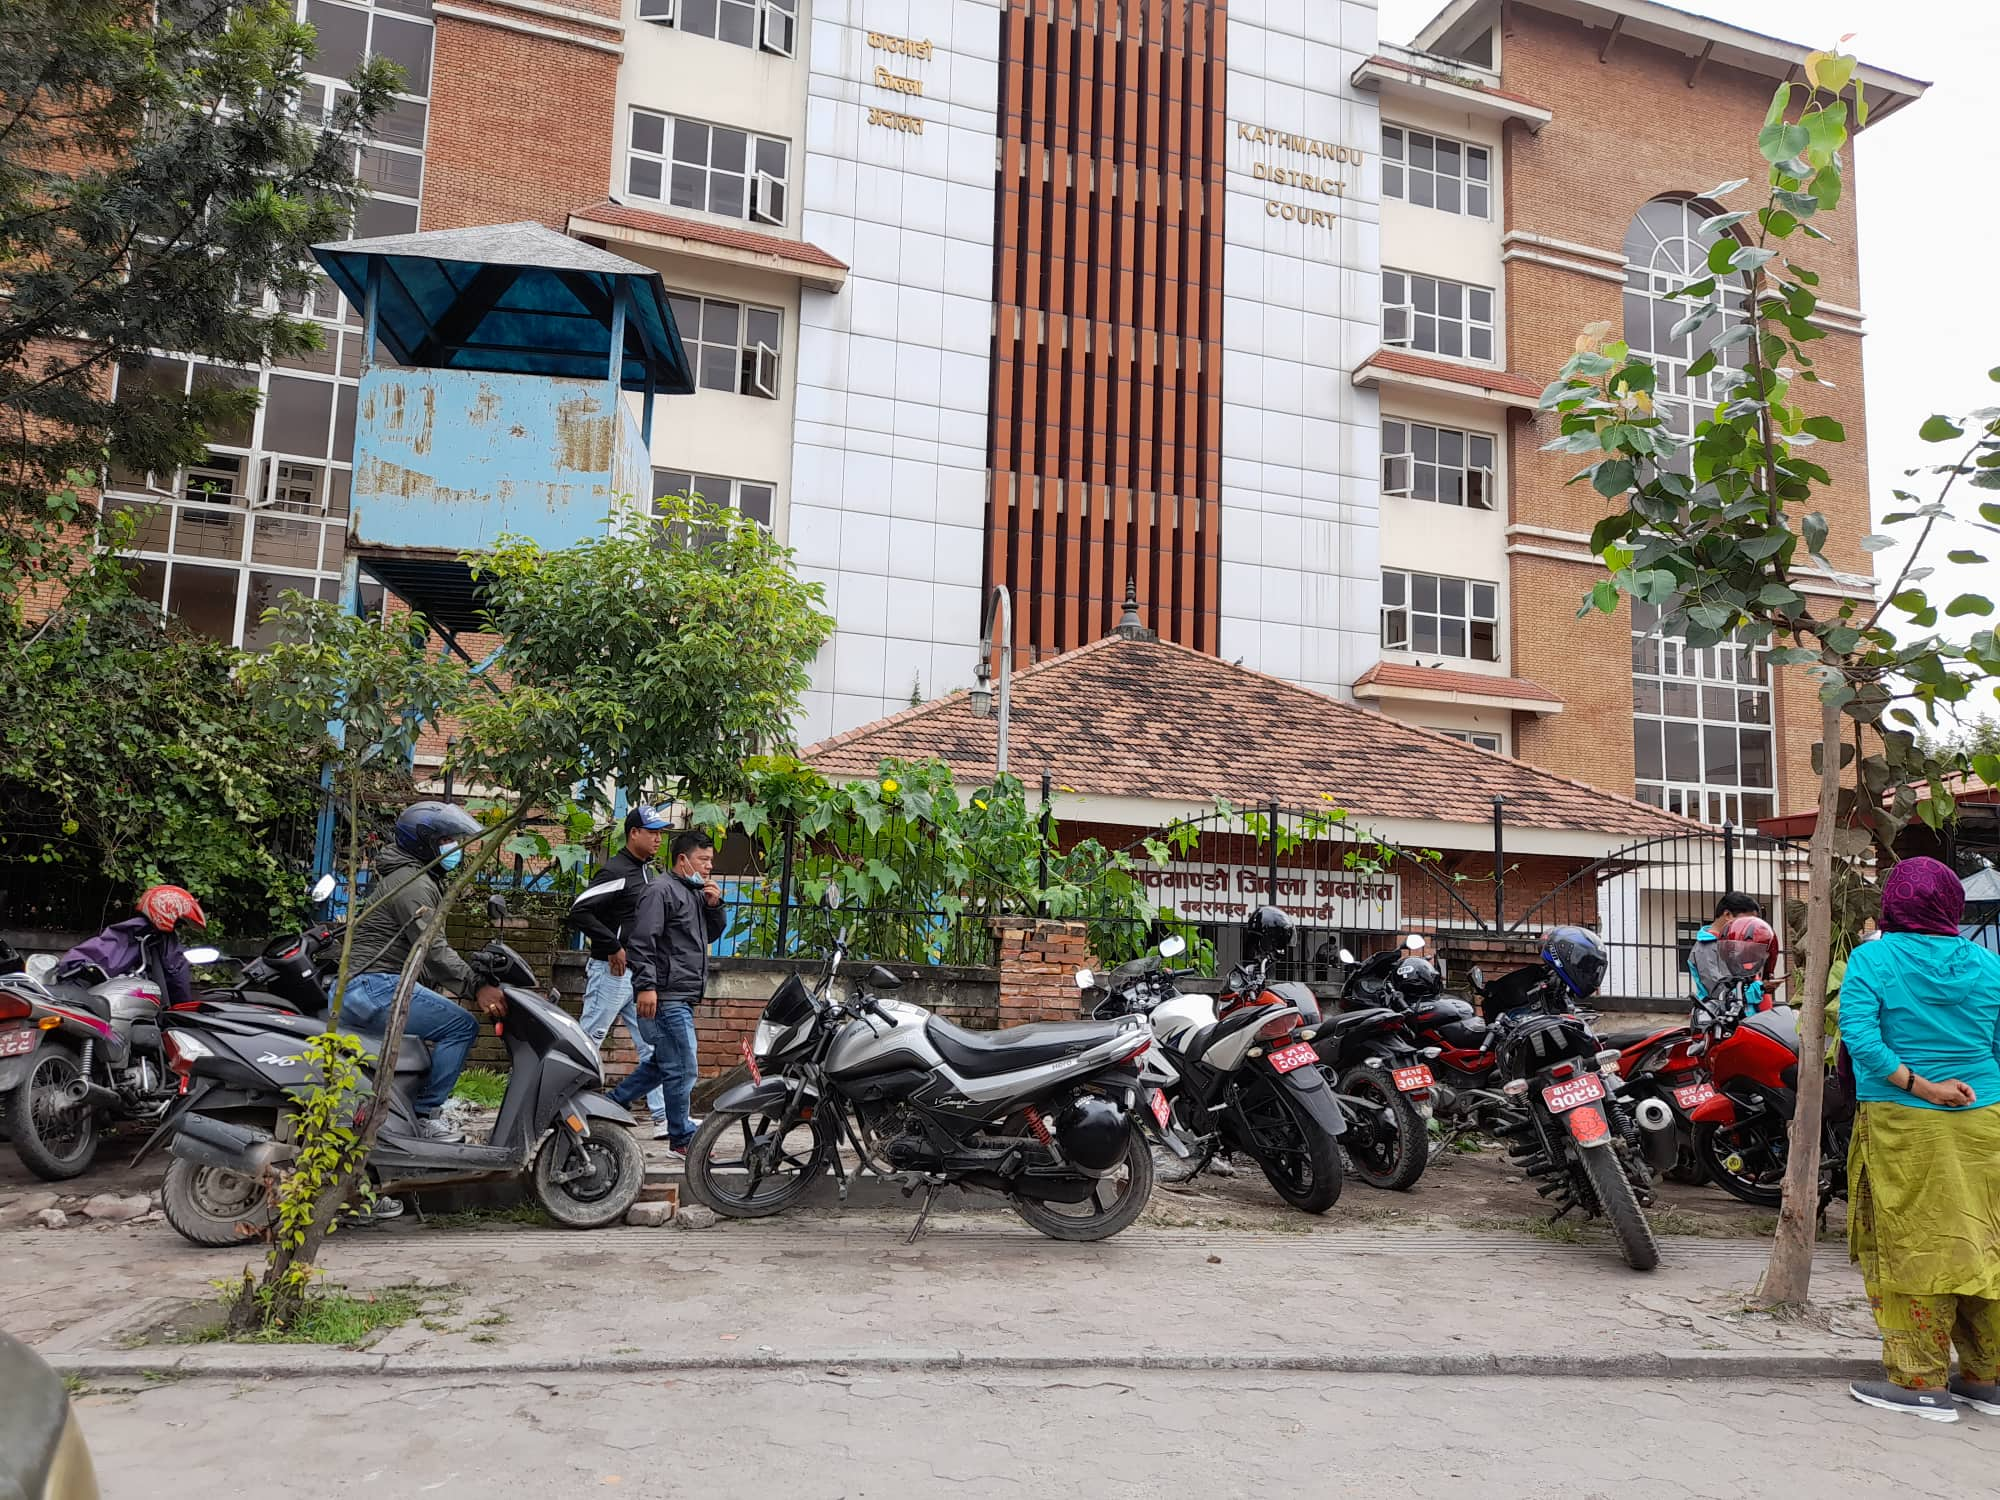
[1218,0,1383,700]
[790,0,1003,743]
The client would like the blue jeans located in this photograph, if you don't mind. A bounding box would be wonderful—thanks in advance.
[612,1002,697,1145]
[339,972,479,1117]
[580,957,664,1122]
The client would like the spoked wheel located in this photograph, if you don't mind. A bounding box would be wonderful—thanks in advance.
[1692,1117,1786,1207]
[7,1045,101,1181]
[684,1109,834,1218]
[1010,1124,1155,1242]
[1337,1064,1428,1192]
[1240,1079,1343,1214]
[532,1124,646,1228]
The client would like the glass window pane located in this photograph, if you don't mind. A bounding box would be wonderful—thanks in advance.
[1472,583,1495,617]
[710,128,748,173]
[1412,574,1438,612]
[669,163,703,209]
[1664,721,1701,780]
[1704,725,1740,786]
[631,111,666,157]
[1436,141,1460,177]
[172,501,245,558]
[1441,620,1465,656]
[1436,281,1462,319]
[1383,127,1403,161]
[1469,328,1492,362]
[264,376,334,458]
[720,0,755,45]
[1634,679,1661,715]
[698,345,737,391]
[1634,720,1663,781]
[1438,321,1463,357]
[672,120,709,163]
[1382,571,1405,606]
[128,557,167,605]
[1702,685,1736,720]
[1436,177,1460,215]
[1467,147,1489,181]
[241,570,313,650]
[1438,428,1463,467]
[1470,435,1493,468]
[103,497,173,551]
[1413,615,1438,652]
[1438,469,1462,504]
[1740,730,1774,789]
[755,138,787,178]
[1412,424,1437,461]
[738,484,774,526]
[1412,277,1435,314]
[745,308,781,348]
[1467,184,1488,218]
[306,0,368,75]
[191,363,257,447]
[1470,288,1492,323]
[1382,607,1408,647]
[1410,134,1433,170]
[709,172,745,218]
[702,299,740,343]
[1383,420,1405,454]
[1383,271,1403,305]
[690,474,731,504]
[682,0,718,33]
[1410,171,1433,208]
[1440,577,1465,615]
[372,97,427,149]
[629,157,664,199]
[165,562,240,642]
[653,469,691,501]
[369,15,433,94]
[667,296,701,337]
[1383,164,1403,199]
[355,196,417,240]
[1738,688,1770,724]
[252,515,320,569]
[1413,464,1437,501]
[1663,679,1697,718]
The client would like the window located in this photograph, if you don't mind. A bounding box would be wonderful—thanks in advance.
[1623,197,1750,443]
[1381,570,1499,662]
[666,293,782,397]
[638,0,797,55]
[652,469,775,528]
[1382,419,1495,508]
[628,110,789,225]
[1382,126,1489,218]
[1436,729,1504,754]
[1382,270,1494,362]
[1630,599,1776,826]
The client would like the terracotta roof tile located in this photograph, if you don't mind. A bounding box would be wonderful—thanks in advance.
[802,634,1694,838]
[1354,661,1564,707]
[569,199,849,273]
[1358,348,1545,403]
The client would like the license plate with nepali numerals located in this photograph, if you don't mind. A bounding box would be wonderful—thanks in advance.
[1392,1064,1434,1093]
[0,1029,36,1058]
[1267,1041,1319,1075]
[1673,1081,1716,1110]
[1148,1087,1172,1128]
[1540,1073,1606,1113]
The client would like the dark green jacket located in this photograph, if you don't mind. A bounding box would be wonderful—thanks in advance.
[350,845,473,993]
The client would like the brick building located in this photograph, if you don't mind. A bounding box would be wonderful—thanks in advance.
[94,0,1924,819]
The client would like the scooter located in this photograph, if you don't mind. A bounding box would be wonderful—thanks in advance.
[137,897,646,1246]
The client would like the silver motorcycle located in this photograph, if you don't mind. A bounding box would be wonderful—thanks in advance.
[682,890,1175,1242]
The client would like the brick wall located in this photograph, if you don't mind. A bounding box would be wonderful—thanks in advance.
[1497,2,1875,815]
[991,916,1098,1026]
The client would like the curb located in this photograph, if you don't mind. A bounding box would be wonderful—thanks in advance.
[45,1346,1880,1383]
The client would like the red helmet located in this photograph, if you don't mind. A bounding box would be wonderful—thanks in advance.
[136,885,206,933]
[1715,914,1774,980]
[1721,915,1775,947]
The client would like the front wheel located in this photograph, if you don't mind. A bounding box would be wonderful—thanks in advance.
[1337,1065,1428,1192]
[7,1044,101,1181]
[1580,1143,1660,1272]
[1240,1078,1343,1214]
[683,1107,833,1219]
[1010,1124,1155,1242]
[1692,1117,1785,1207]
[161,1156,273,1247]
[531,1125,646,1228]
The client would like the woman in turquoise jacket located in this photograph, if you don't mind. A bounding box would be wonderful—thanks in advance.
[1840,856,2000,1423]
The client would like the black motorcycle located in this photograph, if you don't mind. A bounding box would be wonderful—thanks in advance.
[1290,959,1434,1192]
[684,891,1170,1242]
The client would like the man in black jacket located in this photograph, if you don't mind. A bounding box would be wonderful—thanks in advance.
[611,829,726,1154]
[568,805,669,1134]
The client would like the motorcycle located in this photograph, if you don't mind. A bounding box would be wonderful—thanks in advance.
[685,889,1168,1242]
[0,877,337,1180]
[136,896,645,1245]
[1472,939,1661,1271]
[1298,950,1435,1191]
[1340,935,1510,1143]
[1080,924,1348,1214]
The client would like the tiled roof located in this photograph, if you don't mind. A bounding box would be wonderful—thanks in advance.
[802,633,1693,837]
[568,200,849,273]
[1355,661,1564,707]
[1357,348,1546,403]
[1360,54,1553,112]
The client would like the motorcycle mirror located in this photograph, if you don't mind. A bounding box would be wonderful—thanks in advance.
[1337,948,1356,966]
[183,946,223,965]
[822,884,843,911]
[1158,935,1187,958]
[309,873,337,904]
[1074,968,1095,990]
[1469,965,1485,991]
[486,894,508,923]
[1404,934,1425,951]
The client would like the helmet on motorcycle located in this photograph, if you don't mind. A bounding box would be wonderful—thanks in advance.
[1053,1094,1132,1175]
[1393,955,1442,999]
[136,884,206,933]
[1242,905,1295,960]
[1715,914,1775,983]
[393,801,484,864]
[1540,925,1608,1000]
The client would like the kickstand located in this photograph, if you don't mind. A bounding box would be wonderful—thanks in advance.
[905,1183,940,1244]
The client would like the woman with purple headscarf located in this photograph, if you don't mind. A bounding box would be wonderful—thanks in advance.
[1840,857,2000,1423]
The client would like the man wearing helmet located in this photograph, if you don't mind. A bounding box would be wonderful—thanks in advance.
[1690,893,1778,1013]
[342,801,505,1143]
[56,884,208,1007]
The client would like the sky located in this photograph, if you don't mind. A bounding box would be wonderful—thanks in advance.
[1378,0,2000,730]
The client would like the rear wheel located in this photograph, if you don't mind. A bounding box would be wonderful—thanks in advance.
[1240,1078,1343,1214]
[1692,1117,1786,1206]
[684,1108,833,1219]
[1580,1142,1660,1271]
[1337,1064,1428,1192]
[7,1044,101,1181]
[532,1123,646,1228]
[1010,1124,1155,1242]
[161,1156,273,1247]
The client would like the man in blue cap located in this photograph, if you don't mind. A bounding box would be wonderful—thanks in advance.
[568,805,670,1135]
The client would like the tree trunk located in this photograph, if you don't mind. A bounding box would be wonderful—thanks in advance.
[1757,689,1844,1307]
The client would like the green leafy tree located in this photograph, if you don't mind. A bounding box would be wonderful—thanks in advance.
[0,0,400,508]
[1543,44,2000,1305]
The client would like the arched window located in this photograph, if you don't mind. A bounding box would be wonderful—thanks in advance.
[1621,198,1749,442]
[1623,198,1772,827]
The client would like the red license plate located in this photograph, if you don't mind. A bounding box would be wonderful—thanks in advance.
[1392,1064,1434,1093]
[1673,1082,1716,1110]
[1267,1041,1318,1075]
[1541,1073,1606,1113]
[0,1028,36,1057]
[1148,1087,1172,1128]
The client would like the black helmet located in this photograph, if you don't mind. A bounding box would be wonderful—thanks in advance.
[1393,955,1442,999]
[1054,1094,1131,1174]
[1541,925,1608,1000]
[393,800,483,863]
[1243,905,1295,960]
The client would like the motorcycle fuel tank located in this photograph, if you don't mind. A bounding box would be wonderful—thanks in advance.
[1147,993,1214,1052]
[823,998,941,1078]
[101,974,164,1023]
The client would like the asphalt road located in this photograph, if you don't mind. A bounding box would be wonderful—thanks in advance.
[71,1368,2000,1499]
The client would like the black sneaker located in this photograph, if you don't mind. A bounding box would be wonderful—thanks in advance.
[1950,1375,2000,1415]
[1849,1380,1959,1422]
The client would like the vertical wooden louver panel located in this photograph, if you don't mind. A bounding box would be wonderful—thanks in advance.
[987,0,1225,660]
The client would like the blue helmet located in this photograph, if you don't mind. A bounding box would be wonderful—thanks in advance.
[393,801,482,863]
[1541,925,1608,1000]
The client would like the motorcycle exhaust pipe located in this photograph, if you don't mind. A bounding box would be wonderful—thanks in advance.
[1632,1096,1679,1173]
[168,1114,295,1177]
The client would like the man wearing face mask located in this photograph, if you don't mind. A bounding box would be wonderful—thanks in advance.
[341,801,504,1143]
[612,828,726,1156]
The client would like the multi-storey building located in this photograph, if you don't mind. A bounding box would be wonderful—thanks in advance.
[102,0,1923,826]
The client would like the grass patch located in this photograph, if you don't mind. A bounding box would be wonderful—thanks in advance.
[167,1283,454,1349]
[62,1372,88,1396]
[451,1068,509,1109]
[1456,1212,1595,1245]
[419,1200,552,1231]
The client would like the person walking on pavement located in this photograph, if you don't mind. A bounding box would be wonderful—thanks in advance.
[611,829,726,1157]
[342,801,506,1143]
[1841,857,2000,1423]
[568,805,670,1134]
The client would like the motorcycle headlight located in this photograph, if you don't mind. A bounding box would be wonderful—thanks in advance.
[753,1018,781,1058]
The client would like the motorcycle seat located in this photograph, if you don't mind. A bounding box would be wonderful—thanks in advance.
[1316,1006,1398,1038]
[51,981,111,1021]
[926,1014,1134,1077]
[1601,1028,1665,1051]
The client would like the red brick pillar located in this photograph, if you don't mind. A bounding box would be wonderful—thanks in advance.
[991,917,1100,1028]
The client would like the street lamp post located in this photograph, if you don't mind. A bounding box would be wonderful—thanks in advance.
[968,585,1012,778]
